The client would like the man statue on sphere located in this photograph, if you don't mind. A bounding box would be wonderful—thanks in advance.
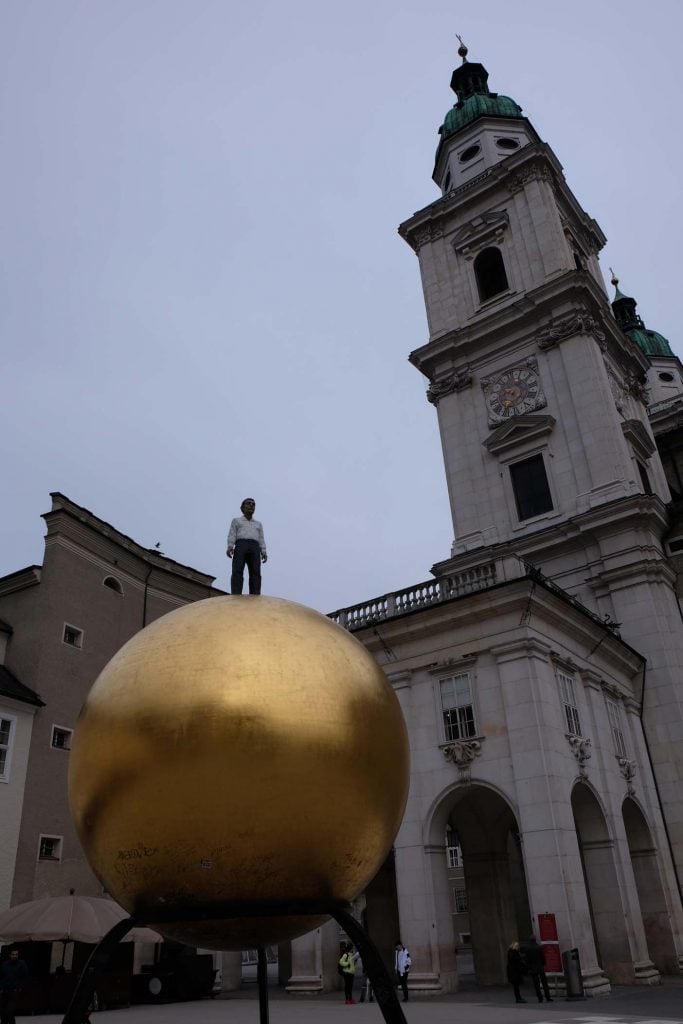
[227,498,267,595]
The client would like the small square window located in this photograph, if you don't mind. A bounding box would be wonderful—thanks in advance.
[38,835,62,861]
[62,624,83,649]
[510,454,553,521]
[51,727,72,751]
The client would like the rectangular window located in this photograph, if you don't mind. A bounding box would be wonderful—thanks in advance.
[62,624,83,649]
[638,462,653,495]
[606,699,627,757]
[453,888,469,913]
[447,845,462,869]
[510,454,553,521]
[38,835,62,861]
[51,726,72,750]
[558,670,581,736]
[0,717,14,780]
[440,674,476,741]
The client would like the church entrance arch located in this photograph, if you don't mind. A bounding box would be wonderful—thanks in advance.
[427,783,532,986]
[622,797,678,972]
[571,782,631,981]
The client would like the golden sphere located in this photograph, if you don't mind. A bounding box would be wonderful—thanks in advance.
[69,596,409,949]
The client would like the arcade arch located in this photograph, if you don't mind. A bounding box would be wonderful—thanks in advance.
[622,797,678,973]
[571,782,632,981]
[426,783,532,985]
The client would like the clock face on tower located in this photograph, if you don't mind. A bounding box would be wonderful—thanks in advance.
[483,363,546,424]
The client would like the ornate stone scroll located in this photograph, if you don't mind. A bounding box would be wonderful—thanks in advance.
[427,366,473,404]
[567,735,592,778]
[536,309,606,350]
[443,739,483,781]
[618,757,637,796]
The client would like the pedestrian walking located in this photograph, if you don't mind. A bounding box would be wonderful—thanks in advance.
[522,935,553,1003]
[506,940,527,1004]
[394,941,411,1002]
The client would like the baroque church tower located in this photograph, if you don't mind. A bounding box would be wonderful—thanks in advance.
[300,44,683,999]
[400,43,683,888]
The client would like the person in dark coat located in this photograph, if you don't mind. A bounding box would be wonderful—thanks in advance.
[0,949,28,1024]
[506,941,526,1004]
[522,935,552,1002]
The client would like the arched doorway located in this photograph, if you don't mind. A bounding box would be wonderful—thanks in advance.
[428,783,532,986]
[622,798,678,973]
[572,783,632,981]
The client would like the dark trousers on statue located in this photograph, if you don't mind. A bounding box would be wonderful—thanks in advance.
[231,539,262,595]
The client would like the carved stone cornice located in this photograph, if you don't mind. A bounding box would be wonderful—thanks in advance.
[409,224,444,253]
[427,366,473,404]
[507,161,554,195]
[443,738,483,782]
[621,419,656,461]
[624,373,648,403]
[452,211,509,260]
[567,735,592,778]
[536,308,606,350]
[482,414,555,455]
[618,757,637,796]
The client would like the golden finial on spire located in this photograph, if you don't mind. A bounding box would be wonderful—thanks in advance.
[609,267,619,287]
[456,34,468,62]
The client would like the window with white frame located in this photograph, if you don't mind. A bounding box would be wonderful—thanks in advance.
[62,624,83,649]
[439,673,476,741]
[606,698,627,757]
[453,888,469,913]
[38,835,62,861]
[51,726,73,750]
[447,844,462,869]
[558,669,581,736]
[0,716,15,781]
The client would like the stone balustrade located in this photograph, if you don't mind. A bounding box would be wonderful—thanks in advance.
[329,561,497,631]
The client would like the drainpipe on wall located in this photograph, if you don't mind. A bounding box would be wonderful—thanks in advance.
[142,565,154,628]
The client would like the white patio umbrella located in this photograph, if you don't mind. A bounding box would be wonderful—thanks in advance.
[0,894,162,945]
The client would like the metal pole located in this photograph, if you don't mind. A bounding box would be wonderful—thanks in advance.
[62,917,137,1024]
[257,948,269,1024]
[333,907,408,1024]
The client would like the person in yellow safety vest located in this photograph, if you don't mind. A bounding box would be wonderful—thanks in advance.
[338,942,358,1004]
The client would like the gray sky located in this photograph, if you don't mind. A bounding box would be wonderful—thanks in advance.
[3,0,681,613]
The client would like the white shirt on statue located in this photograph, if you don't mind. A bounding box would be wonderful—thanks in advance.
[227,517,267,555]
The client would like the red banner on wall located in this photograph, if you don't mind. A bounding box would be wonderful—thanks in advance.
[543,943,562,973]
[538,913,558,942]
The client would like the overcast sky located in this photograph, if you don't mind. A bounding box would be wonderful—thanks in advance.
[2,0,681,613]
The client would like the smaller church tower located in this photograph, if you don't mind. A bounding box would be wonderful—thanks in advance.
[611,274,683,407]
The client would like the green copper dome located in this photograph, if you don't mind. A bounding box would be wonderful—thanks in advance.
[441,93,523,140]
[626,328,674,357]
[611,278,674,357]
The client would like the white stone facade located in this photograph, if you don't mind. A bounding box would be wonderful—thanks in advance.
[292,54,683,996]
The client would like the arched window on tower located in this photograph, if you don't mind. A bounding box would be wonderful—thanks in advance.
[474,247,509,302]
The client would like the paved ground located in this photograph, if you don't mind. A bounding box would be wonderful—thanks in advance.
[21,979,683,1024]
